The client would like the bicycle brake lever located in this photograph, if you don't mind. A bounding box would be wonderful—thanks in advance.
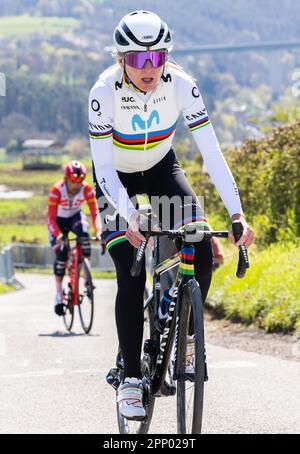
[232,221,250,278]
[130,237,149,277]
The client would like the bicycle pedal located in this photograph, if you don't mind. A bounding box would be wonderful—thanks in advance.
[161,380,176,396]
[106,368,121,390]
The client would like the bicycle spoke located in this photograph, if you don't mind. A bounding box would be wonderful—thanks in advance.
[185,384,195,433]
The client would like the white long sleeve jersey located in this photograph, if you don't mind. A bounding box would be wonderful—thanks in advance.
[89,64,243,222]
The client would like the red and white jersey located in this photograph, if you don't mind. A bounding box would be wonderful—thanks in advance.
[47,180,101,238]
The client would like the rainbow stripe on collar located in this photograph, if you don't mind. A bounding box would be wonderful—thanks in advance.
[174,217,209,231]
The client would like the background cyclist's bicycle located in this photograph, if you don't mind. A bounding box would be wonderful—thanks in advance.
[61,235,99,334]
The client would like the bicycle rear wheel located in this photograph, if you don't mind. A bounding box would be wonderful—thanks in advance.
[62,286,74,332]
[117,299,156,434]
[176,278,206,434]
[78,258,94,334]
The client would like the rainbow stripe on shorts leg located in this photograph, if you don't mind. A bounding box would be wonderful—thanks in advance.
[179,246,195,276]
[104,230,128,251]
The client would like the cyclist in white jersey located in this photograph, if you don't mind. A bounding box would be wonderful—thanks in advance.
[89,11,255,420]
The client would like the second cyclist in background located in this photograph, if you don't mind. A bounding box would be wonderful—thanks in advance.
[47,160,102,316]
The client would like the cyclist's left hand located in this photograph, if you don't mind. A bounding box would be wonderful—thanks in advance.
[228,214,255,248]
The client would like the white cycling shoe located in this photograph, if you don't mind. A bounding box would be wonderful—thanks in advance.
[117,377,146,421]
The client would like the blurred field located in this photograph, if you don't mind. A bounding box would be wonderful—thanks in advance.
[0,157,94,244]
[0,15,79,37]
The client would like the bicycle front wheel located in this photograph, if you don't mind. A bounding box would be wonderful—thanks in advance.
[63,287,74,332]
[78,258,94,334]
[176,278,206,434]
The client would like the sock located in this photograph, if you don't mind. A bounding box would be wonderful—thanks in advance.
[56,281,63,295]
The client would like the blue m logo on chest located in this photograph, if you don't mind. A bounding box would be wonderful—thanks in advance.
[132,110,160,131]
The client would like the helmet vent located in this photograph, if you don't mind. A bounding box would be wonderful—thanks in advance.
[114,30,130,46]
[164,31,171,43]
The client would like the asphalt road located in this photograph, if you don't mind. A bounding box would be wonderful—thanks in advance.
[0,273,300,434]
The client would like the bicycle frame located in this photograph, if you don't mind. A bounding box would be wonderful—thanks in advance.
[145,236,199,396]
[65,238,83,306]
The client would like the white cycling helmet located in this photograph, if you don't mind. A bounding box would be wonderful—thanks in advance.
[114,10,172,53]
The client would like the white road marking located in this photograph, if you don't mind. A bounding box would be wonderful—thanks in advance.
[209,361,258,369]
[0,333,7,357]
[0,369,65,379]
[0,368,101,380]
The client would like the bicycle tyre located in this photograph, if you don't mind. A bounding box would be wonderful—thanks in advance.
[78,258,94,334]
[63,287,74,332]
[176,278,206,434]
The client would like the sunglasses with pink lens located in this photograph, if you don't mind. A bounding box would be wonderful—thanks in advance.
[124,50,168,69]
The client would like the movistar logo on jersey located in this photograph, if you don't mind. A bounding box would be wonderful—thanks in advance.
[132,110,160,131]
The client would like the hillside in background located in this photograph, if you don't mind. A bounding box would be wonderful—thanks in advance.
[0,0,300,149]
[1,0,300,43]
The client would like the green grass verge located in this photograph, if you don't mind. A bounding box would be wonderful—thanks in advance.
[0,282,14,295]
[0,15,79,37]
[0,196,47,223]
[207,241,300,333]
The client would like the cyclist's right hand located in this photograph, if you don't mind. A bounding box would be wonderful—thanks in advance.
[126,212,148,248]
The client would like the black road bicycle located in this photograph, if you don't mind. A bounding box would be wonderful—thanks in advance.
[106,221,249,434]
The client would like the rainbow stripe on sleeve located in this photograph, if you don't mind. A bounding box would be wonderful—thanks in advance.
[188,116,210,132]
[89,129,113,140]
